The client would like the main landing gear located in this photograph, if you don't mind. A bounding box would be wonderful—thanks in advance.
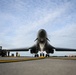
[34,53,50,57]
[40,53,50,57]
[34,53,45,57]
[34,54,39,57]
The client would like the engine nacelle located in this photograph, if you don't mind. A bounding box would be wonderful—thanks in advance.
[30,46,38,54]
[30,49,38,54]
[46,45,54,54]
[46,49,54,54]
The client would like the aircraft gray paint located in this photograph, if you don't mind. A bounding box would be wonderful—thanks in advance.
[0,29,76,57]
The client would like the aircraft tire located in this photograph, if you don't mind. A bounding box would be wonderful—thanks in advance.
[37,54,39,57]
[43,53,44,57]
[40,53,42,57]
[34,54,39,57]
[34,54,36,57]
[46,54,50,57]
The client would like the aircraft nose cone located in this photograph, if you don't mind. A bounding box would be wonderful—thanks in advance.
[37,29,47,43]
[39,30,46,38]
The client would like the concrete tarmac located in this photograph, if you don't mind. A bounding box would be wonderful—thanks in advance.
[0,57,76,75]
[0,56,34,60]
[0,57,45,63]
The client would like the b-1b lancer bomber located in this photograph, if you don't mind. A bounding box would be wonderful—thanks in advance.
[0,29,76,57]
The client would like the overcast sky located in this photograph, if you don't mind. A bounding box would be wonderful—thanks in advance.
[0,0,76,56]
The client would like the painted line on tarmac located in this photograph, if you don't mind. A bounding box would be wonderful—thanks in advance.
[0,57,45,63]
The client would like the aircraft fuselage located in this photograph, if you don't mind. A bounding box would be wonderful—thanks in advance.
[31,29,54,57]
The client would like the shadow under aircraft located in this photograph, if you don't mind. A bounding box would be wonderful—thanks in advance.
[0,29,76,57]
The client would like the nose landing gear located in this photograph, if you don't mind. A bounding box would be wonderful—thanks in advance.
[40,53,44,57]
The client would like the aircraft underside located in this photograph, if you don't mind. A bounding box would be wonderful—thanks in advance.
[30,47,54,57]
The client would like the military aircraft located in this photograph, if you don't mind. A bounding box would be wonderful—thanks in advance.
[0,29,76,57]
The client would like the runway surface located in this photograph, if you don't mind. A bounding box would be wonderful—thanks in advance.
[0,57,76,75]
[0,57,45,63]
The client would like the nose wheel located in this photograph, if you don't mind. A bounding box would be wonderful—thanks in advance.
[40,53,44,57]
